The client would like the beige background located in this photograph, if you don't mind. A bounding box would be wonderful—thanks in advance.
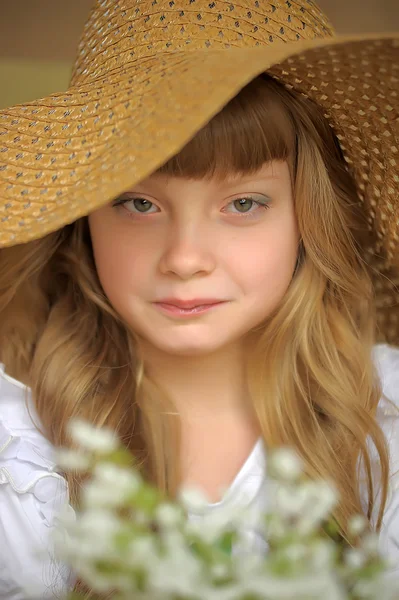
[1,0,398,108]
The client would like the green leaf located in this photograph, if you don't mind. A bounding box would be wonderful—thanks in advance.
[103,448,136,468]
[134,485,162,513]
[216,531,235,556]
[66,592,85,600]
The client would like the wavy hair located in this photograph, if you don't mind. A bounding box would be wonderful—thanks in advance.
[0,73,391,596]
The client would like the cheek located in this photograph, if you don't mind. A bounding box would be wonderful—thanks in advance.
[88,215,150,308]
[231,221,298,299]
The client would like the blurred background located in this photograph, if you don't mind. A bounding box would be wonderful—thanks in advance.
[1,0,398,108]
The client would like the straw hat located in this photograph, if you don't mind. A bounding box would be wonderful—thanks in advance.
[0,0,398,341]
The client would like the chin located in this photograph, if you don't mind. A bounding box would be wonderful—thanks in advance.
[152,337,225,357]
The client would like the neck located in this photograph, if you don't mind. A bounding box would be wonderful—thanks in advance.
[138,339,254,421]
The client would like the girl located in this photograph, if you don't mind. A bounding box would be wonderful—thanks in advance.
[0,0,398,598]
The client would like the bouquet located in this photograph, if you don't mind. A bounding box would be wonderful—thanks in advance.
[54,420,399,600]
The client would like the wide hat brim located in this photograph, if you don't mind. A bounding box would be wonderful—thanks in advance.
[0,32,398,254]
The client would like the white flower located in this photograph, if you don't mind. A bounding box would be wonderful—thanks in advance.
[274,483,309,519]
[82,478,132,509]
[211,563,230,579]
[344,548,367,569]
[178,486,210,511]
[267,478,338,537]
[361,532,380,555]
[78,508,122,538]
[93,462,141,494]
[234,552,265,578]
[310,539,336,570]
[68,418,118,453]
[351,579,381,600]
[60,533,115,563]
[348,514,368,537]
[162,530,189,555]
[75,561,115,592]
[242,571,346,600]
[295,481,338,536]
[125,536,159,568]
[269,447,304,481]
[52,436,398,600]
[58,509,123,565]
[284,542,308,563]
[55,447,91,471]
[156,503,183,528]
[146,541,204,598]
[307,480,338,515]
[265,516,287,540]
[185,504,243,545]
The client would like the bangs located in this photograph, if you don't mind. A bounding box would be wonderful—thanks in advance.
[157,74,297,180]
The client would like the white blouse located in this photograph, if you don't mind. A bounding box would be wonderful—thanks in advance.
[2,343,399,598]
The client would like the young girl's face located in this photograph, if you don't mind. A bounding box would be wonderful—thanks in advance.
[88,160,299,357]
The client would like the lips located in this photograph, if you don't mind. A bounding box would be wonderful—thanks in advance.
[155,298,225,309]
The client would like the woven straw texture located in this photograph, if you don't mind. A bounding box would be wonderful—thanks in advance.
[0,0,398,342]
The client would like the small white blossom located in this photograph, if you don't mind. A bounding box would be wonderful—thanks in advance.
[75,561,114,592]
[308,480,338,515]
[269,447,304,481]
[68,418,118,453]
[178,486,210,511]
[126,536,159,568]
[265,515,288,539]
[361,532,380,555]
[211,563,230,579]
[310,539,336,570]
[58,509,123,565]
[295,481,338,536]
[55,447,91,471]
[243,571,346,600]
[162,530,189,555]
[284,542,308,563]
[185,503,245,544]
[82,478,132,509]
[78,508,122,538]
[274,483,309,519]
[345,548,367,569]
[156,503,183,528]
[348,514,368,537]
[146,541,204,598]
[94,462,141,494]
[185,518,223,544]
[352,579,381,600]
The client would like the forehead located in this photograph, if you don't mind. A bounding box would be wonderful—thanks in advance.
[135,160,289,191]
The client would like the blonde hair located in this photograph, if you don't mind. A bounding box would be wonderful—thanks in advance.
[0,73,391,596]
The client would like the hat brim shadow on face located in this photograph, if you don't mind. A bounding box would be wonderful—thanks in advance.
[0,32,397,250]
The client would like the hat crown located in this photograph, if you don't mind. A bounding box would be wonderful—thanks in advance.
[70,0,334,86]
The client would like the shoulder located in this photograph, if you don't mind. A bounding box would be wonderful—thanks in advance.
[372,343,399,449]
[0,364,75,598]
[371,344,399,465]
[372,343,399,405]
[368,345,399,574]
[0,362,66,506]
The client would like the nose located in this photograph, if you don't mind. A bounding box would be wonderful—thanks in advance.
[158,223,217,280]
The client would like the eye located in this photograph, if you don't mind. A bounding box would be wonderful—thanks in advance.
[113,196,159,214]
[112,194,271,218]
[224,196,271,215]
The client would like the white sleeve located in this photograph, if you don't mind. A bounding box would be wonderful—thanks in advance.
[372,344,399,576]
[0,418,75,599]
